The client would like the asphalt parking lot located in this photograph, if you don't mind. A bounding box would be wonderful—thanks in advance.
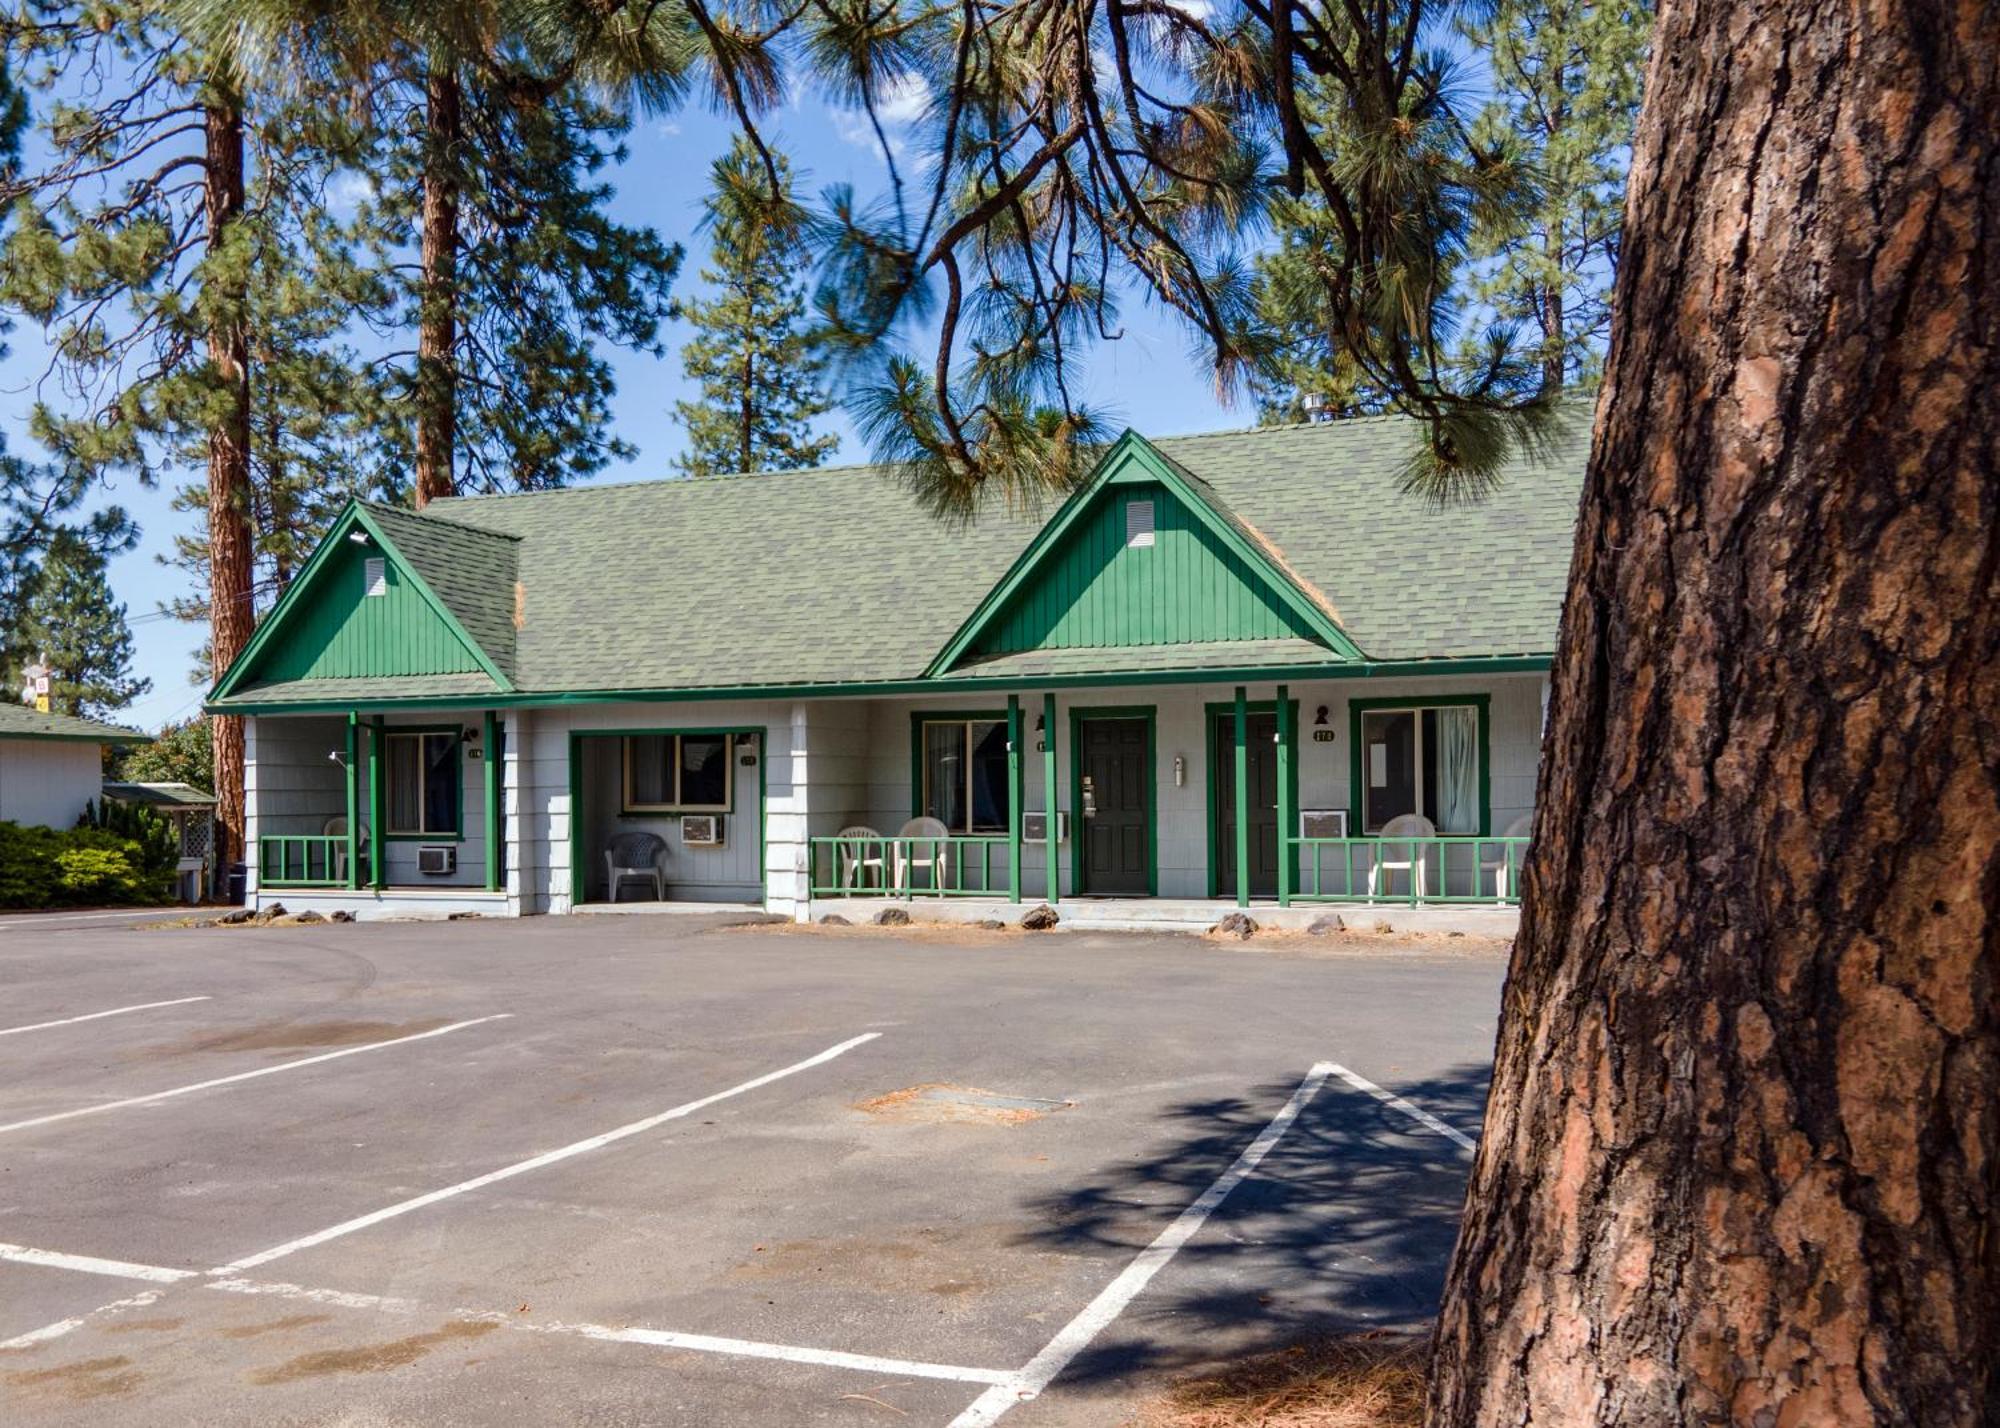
[0,910,1501,1426]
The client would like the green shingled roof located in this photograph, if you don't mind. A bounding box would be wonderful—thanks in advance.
[0,704,150,742]
[213,409,1586,707]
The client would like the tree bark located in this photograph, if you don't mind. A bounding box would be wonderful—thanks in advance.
[414,65,461,509]
[1428,0,1998,1423]
[204,96,253,880]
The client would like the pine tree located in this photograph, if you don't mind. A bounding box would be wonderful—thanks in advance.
[15,534,150,718]
[672,138,838,478]
[1459,0,1652,391]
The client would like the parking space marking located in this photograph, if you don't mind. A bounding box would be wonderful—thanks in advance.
[217,1031,883,1274]
[0,996,213,1039]
[0,1014,511,1137]
[0,1242,197,1284]
[0,1290,163,1351]
[948,1062,1337,1427]
[1323,1061,1480,1156]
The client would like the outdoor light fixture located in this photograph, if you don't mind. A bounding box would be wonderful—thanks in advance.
[347,530,370,545]
[1173,755,1186,787]
[1034,714,1045,734]
[327,749,347,767]
[1315,705,1329,726]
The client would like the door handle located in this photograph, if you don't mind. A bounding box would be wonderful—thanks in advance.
[1081,774,1096,818]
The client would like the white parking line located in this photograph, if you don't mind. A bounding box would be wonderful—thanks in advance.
[949,1062,1336,1427]
[216,1031,882,1274]
[1322,1061,1480,1156]
[0,1015,511,1137]
[0,1242,197,1283]
[0,996,213,1038]
[0,1290,163,1351]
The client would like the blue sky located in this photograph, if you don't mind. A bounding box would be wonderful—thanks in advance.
[1,84,1245,734]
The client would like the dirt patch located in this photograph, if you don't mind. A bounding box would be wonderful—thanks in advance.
[161,1018,451,1056]
[1129,1333,1425,1428]
[729,1229,1007,1298]
[220,1314,333,1340]
[5,1355,143,1401]
[856,1083,1072,1126]
[741,919,1023,945]
[104,1317,184,1333]
[248,1320,497,1384]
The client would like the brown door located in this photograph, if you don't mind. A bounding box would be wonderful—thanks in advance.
[1213,710,1279,898]
[1080,717,1150,895]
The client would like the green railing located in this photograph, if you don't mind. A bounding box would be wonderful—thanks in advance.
[257,835,349,888]
[810,835,1015,898]
[1292,836,1529,905]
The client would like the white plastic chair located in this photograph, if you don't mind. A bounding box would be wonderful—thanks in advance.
[324,816,369,883]
[1480,814,1533,900]
[604,830,667,902]
[835,825,886,890]
[894,816,951,894]
[1369,813,1435,899]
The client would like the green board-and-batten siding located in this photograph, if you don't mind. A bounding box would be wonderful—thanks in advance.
[251,542,487,684]
[971,484,1325,656]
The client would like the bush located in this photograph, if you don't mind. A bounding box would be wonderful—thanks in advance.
[0,822,174,910]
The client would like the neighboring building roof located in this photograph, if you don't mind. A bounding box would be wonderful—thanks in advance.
[210,408,1588,709]
[0,704,150,743]
[104,781,215,808]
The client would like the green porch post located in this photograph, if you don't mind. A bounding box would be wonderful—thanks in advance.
[1276,686,1294,907]
[368,716,386,890]
[344,713,360,890]
[1233,685,1250,908]
[483,710,501,892]
[1042,692,1059,905]
[1007,695,1023,903]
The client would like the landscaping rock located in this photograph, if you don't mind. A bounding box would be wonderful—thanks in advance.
[254,903,287,922]
[1373,919,1394,934]
[1019,904,1059,931]
[1306,913,1346,935]
[1209,912,1259,939]
[873,907,912,926]
[329,910,356,923]
[817,913,851,926]
[292,909,327,924]
[216,908,255,926]
[448,910,483,921]
[976,919,1007,931]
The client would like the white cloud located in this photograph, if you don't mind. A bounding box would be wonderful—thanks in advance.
[830,72,931,158]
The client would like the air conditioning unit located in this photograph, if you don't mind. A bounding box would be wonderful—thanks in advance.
[1023,810,1070,844]
[1299,808,1349,839]
[416,844,457,875]
[681,814,724,847]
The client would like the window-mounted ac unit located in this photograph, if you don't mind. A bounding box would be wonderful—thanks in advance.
[417,845,457,875]
[1299,809,1349,839]
[681,814,724,847]
[1023,810,1070,844]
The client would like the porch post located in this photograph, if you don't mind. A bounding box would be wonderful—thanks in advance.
[1042,692,1059,905]
[344,713,360,890]
[482,710,501,892]
[1007,695,1023,903]
[1276,685,1294,907]
[368,716,386,890]
[1233,685,1250,908]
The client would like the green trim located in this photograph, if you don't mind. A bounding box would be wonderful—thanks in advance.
[1202,698,1300,900]
[1346,693,1492,837]
[483,710,501,892]
[208,655,1554,715]
[1041,692,1059,904]
[906,709,1011,828]
[209,503,513,703]
[1276,686,1294,907]
[1007,696,1023,904]
[1233,688,1249,908]
[368,717,386,890]
[344,714,360,890]
[0,730,151,745]
[379,723,465,842]
[1067,705,1158,897]
[922,431,1363,677]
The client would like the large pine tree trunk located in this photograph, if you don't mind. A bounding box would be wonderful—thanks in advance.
[413,65,461,509]
[1427,0,1998,1423]
[204,96,254,881]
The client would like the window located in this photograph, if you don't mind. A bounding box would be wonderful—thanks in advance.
[622,734,733,813]
[1125,498,1155,547]
[1358,703,1482,834]
[386,731,459,836]
[363,557,387,597]
[917,717,1012,833]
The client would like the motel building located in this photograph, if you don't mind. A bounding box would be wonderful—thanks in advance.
[207,413,1586,927]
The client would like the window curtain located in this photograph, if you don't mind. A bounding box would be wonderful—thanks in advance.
[923,723,966,831]
[1437,707,1478,833]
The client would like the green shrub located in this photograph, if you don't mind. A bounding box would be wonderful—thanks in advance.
[0,822,174,909]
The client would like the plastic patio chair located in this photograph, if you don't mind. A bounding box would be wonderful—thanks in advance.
[835,825,886,890]
[323,816,369,882]
[604,830,668,903]
[1480,814,1533,900]
[893,816,951,894]
[1368,813,1435,899]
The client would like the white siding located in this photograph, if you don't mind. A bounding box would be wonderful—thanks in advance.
[0,738,103,830]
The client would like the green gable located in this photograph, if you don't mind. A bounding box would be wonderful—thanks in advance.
[969,481,1326,656]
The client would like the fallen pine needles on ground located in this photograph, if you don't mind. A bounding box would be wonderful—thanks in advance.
[1131,1332,1426,1428]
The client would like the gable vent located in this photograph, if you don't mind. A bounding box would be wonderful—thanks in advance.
[1125,499,1156,548]
[363,557,387,597]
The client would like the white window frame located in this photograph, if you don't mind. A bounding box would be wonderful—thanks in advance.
[1358,703,1483,835]
[621,734,734,814]
[383,730,460,837]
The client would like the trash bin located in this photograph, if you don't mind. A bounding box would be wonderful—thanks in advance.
[224,862,247,905]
